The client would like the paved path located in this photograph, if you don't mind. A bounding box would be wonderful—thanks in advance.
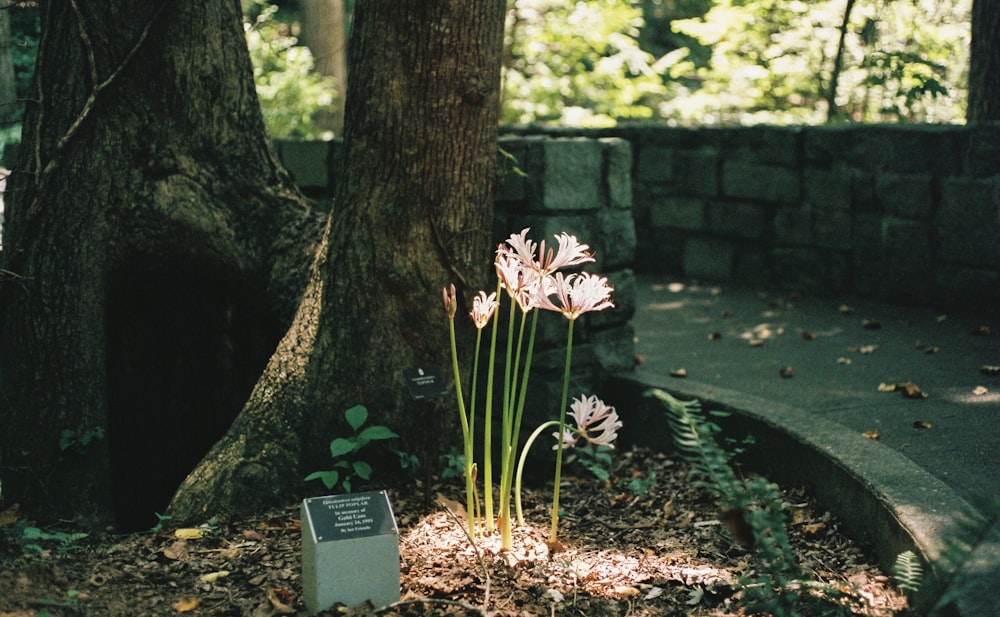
[614,273,999,616]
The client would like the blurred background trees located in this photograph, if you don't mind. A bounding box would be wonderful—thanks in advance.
[0,0,980,150]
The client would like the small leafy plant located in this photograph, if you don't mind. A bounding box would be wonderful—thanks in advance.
[305,405,399,493]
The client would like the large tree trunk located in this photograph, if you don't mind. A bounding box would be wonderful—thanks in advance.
[0,1,320,530]
[167,0,507,524]
[968,0,1000,122]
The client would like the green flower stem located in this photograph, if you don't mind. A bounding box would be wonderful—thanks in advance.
[514,420,560,525]
[482,279,502,533]
[505,309,538,524]
[448,315,476,540]
[550,319,575,544]
[498,300,519,549]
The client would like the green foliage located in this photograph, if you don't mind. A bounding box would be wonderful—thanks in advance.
[623,470,656,499]
[244,2,337,139]
[574,444,614,482]
[892,550,924,596]
[440,447,466,480]
[503,0,668,126]
[305,405,400,493]
[19,524,88,554]
[647,388,853,616]
[58,426,105,454]
[664,0,970,124]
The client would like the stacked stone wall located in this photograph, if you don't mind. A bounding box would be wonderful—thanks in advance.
[502,124,1000,307]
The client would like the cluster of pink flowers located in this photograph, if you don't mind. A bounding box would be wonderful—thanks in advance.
[468,228,620,446]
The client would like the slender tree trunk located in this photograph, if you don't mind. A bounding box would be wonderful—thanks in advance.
[0,0,320,529]
[299,0,347,135]
[168,0,507,523]
[968,0,1000,122]
[0,1,16,123]
[826,0,856,123]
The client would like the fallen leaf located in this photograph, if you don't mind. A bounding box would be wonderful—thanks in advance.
[266,588,296,614]
[848,344,878,354]
[970,325,992,336]
[174,528,204,540]
[802,331,818,341]
[877,383,897,392]
[669,368,688,378]
[900,382,926,399]
[779,366,794,378]
[162,540,189,561]
[199,570,230,584]
[634,354,645,365]
[972,386,988,396]
[913,420,932,430]
[863,430,880,440]
[708,331,722,340]
[435,493,466,519]
[748,339,764,347]
[862,319,881,330]
[839,304,854,315]
[915,342,941,354]
[837,357,852,365]
[802,522,826,534]
[614,586,641,597]
[172,597,200,613]
[0,504,20,527]
[981,365,1000,377]
[243,529,265,542]
[936,314,948,323]
[719,508,754,549]
[644,586,665,600]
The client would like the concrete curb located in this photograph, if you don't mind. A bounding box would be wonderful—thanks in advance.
[605,368,1000,616]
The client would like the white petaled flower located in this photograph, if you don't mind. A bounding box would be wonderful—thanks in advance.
[470,291,498,329]
[536,232,594,275]
[495,248,541,312]
[503,228,538,268]
[551,395,622,450]
[534,272,614,320]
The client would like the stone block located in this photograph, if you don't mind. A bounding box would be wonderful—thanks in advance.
[774,206,811,245]
[705,201,771,240]
[672,148,720,196]
[683,237,734,281]
[935,177,1000,267]
[634,145,673,186]
[275,139,331,190]
[592,210,636,270]
[601,138,633,209]
[721,160,799,204]
[878,218,933,299]
[771,247,850,293]
[811,207,853,250]
[590,324,637,373]
[803,165,851,210]
[648,197,706,231]
[964,125,1000,178]
[874,173,933,220]
[538,138,603,212]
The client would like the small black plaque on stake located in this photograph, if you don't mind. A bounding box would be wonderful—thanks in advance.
[402,366,447,400]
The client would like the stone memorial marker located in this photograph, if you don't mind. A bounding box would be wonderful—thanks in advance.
[301,490,400,613]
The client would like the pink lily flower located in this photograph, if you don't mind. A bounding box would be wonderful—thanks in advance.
[470,291,499,329]
[534,272,615,320]
[553,395,622,449]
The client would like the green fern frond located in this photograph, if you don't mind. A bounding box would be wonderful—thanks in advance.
[892,550,924,595]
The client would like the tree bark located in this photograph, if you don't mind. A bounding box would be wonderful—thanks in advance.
[167,0,507,524]
[0,0,320,529]
[968,0,1000,122]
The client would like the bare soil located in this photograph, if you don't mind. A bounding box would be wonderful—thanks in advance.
[0,447,911,617]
